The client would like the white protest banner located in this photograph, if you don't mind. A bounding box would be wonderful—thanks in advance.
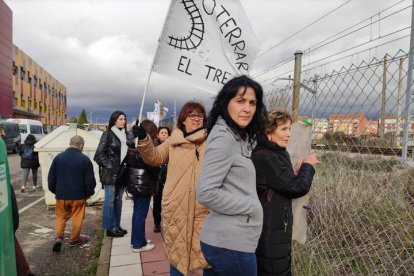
[153,0,259,94]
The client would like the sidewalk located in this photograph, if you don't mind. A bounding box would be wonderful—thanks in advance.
[108,196,169,276]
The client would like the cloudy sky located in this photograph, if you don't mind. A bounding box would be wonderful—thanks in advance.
[4,0,411,123]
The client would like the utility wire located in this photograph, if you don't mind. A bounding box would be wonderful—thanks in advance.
[253,56,295,78]
[267,34,410,83]
[256,0,352,59]
[305,5,411,56]
[303,27,410,68]
[306,0,408,52]
[254,0,409,78]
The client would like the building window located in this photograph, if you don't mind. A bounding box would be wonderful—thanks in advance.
[20,67,25,80]
[13,62,17,75]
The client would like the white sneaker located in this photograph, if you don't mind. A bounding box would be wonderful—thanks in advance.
[32,186,37,191]
[130,239,151,248]
[131,243,155,253]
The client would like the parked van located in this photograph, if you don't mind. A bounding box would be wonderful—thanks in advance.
[0,121,21,153]
[7,119,46,143]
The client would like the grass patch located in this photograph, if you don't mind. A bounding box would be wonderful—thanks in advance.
[84,228,105,275]
[292,152,414,275]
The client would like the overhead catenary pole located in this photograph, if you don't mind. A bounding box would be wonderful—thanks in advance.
[401,0,414,164]
[292,50,303,123]
[312,74,318,122]
[380,54,387,140]
[396,58,404,146]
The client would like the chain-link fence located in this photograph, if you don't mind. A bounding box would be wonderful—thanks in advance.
[265,50,414,275]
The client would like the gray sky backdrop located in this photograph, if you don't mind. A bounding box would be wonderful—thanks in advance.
[4,0,411,123]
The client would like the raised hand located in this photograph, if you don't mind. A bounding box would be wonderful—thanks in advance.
[132,125,147,140]
[303,153,321,166]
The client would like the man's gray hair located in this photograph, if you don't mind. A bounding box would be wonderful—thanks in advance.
[70,135,85,147]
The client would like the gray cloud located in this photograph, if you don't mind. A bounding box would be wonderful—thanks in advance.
[5,0,410,123]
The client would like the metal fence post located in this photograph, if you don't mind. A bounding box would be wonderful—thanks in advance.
[401,0,414,164]
[380,55,387,139]
[397,58,404,146]
[292,51,303,122]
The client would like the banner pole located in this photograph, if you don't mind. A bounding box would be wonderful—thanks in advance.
[137,0,174,125]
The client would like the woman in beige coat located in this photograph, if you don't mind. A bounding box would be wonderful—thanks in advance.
[132,101,211,275]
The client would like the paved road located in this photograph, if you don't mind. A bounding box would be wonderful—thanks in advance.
[8,153,44,209]
[8,152,103,275]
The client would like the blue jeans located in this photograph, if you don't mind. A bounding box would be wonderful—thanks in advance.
[200,242,257,276]
[131,196,151,248]
[170,264,216,276]
[102,185,124,230]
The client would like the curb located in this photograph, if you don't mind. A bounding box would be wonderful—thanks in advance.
[95,234,112,276]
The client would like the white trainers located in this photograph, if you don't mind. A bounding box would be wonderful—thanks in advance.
[131,243,155,253]
[130,239,151,247]
[32,186,37,191]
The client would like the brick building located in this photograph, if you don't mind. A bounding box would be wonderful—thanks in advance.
[328,113,369,136]
[12,46,67,127]
[0,1,13,118]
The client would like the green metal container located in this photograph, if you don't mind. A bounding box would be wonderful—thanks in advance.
[0,137,17,276]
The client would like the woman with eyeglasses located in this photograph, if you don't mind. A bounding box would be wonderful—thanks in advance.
[197,75,266,275]
[132,101,212,275]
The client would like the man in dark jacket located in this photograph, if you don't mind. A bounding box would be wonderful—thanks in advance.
[48,135,96,252]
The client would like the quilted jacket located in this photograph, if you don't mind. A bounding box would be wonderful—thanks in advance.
[137,128,209,274]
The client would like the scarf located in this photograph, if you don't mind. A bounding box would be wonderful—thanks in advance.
[111,125,127,163]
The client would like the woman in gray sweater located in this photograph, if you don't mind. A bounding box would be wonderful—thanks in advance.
[197,75,266,275]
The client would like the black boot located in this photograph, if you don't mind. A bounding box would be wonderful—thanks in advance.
[106,228,124,237]
[117,226,128,235]
[154,225,161,233]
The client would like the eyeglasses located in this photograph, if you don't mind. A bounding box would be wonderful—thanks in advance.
[188,113,204,120]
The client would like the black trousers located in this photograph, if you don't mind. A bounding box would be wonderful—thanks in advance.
[152,184,164,226]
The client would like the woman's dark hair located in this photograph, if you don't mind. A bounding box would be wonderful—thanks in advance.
[25,134,37,143]
[158,126,171,136]
[177,101,207,132]
[141,119,158,141]
[108,110,127,134]
[207,75,266,143]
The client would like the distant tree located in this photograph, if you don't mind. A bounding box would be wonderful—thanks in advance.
[78,109,89,125]
[69,116,78,123]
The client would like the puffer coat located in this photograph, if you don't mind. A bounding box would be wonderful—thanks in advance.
[122,147,160,197]
[251,139,315,276]
[137,128,209,274]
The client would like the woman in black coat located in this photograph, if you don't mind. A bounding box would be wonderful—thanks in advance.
[124,120,160,253]
[94,110,129,237]
[152,126,170,233]
[19,134,40,192]
[251,110,320,276]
